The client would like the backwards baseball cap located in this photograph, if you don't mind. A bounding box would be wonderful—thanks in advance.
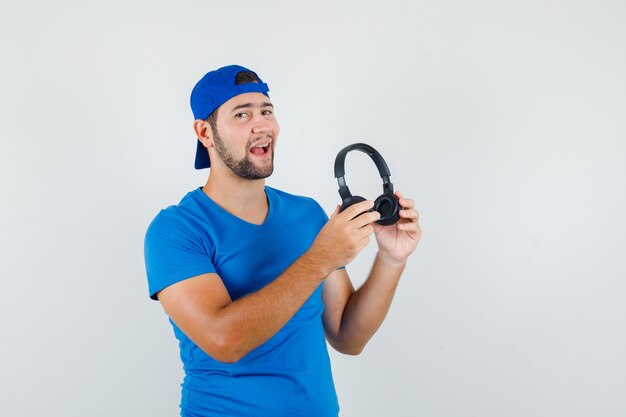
[190,64,270,169]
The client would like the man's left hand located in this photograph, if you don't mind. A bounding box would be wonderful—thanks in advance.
[373,191,422,265]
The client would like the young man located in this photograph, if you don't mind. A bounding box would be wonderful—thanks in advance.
[144,65,421,417]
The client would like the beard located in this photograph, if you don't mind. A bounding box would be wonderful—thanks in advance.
[212,129,275,180]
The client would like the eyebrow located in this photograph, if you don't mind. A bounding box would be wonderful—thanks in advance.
[230,102,274,113]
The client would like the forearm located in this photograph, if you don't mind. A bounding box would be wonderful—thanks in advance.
[173,199,378,363]
[336,251,406,354]
[214,249,333,362]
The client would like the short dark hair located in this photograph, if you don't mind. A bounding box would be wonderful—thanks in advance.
[205,71,260,131]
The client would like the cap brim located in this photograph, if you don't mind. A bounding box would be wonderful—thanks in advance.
[194,139,210,169]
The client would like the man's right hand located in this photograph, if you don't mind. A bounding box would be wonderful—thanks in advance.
[307,200,381,271]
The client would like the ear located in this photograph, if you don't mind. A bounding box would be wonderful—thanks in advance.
[193,119,213,149]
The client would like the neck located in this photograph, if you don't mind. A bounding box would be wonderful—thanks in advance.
[202,166,269,224]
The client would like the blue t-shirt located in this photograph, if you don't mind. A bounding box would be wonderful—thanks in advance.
[144,186,339,417]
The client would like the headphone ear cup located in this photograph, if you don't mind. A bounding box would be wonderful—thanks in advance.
[340,195,366,213]
[374,193,400,226]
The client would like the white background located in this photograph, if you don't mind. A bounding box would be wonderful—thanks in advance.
[1,1,625,416]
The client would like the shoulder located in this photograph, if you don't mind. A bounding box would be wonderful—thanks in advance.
[266,186,328,223]
[266,186,323,211]
[145,188,208,243]
[267,186,326,218]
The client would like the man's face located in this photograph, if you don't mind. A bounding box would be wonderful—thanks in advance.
[210,92,279,180]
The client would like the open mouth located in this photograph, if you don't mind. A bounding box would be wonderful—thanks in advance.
[250,142,271,157]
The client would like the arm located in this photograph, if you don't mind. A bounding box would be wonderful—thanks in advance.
[321,254,405,355]
[158,254,328,363]
[157,199,380,364]
[322,191,421,355]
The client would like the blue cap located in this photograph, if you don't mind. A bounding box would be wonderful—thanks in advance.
[190,65,270,169]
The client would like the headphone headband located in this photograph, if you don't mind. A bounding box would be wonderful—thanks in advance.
[334,143,392,180]
[334,143,394,200]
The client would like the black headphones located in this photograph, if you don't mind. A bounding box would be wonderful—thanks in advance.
[334,143,401,226]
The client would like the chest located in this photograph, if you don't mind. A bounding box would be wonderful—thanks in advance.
[205,216,321,300]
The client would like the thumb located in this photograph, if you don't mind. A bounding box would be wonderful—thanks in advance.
[329,205,341,219]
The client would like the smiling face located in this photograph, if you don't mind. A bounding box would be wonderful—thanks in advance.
[207,92,279,180]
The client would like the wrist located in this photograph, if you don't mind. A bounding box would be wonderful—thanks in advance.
[376,250,407,269]
[301,247,335,280]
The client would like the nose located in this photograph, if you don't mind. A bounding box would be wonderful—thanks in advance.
[251,111,272,134]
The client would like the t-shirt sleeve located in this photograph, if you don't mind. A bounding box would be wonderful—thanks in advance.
[144,210,217,300]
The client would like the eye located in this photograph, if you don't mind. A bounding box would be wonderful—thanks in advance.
[235,112,249,119]
[262,109,274,116]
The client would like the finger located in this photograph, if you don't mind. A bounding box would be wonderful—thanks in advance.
[341,200,375,221]
[358,224,375,236]
[351,210,381,229]
[398,197,415,210]
[398,222,421,235]
[329,205,341,219]
[399,208,419,221]
[355,235,371,253]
